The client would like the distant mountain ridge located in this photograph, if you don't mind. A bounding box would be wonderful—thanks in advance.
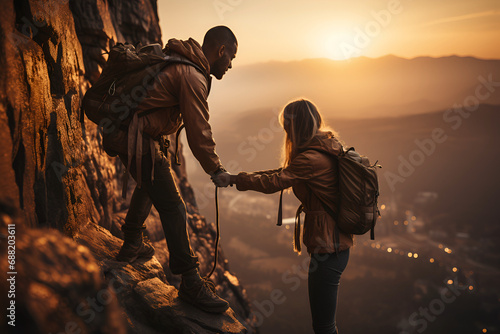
[209,55,500,120]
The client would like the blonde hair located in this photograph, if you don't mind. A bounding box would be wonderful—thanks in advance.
[280,99,327,167]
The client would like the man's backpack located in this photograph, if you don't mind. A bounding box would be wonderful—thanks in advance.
[82,42,204,197]
[82,42,203,155]
[314,146,381,240]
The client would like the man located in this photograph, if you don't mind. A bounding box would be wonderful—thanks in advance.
[115,26,237,313]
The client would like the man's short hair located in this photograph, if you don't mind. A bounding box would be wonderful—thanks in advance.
[203,26,238,50]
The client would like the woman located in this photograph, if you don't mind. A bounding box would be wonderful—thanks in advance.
[213,99,353,334]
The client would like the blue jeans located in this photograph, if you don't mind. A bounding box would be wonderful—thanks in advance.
[308,249,350,334]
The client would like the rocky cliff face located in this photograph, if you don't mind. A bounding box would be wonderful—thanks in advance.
[0,0,255,333]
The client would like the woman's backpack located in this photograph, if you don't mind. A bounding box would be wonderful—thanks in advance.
[278,146,381,251]
[332,147,381,239]
[311,146,381,240]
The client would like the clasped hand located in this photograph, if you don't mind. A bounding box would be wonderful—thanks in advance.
[211,171,235,188]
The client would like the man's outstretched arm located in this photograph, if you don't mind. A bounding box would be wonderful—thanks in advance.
[178,66,223,175]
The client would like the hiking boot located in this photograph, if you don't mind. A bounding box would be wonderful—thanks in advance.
[178,276,229,313]
[116,236,155,263]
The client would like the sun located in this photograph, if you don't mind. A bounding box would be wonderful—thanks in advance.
[315,20,366,61]
[323,29,361,60]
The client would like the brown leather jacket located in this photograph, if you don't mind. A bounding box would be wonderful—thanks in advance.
[136,38,222,174]
[235,132,353,254]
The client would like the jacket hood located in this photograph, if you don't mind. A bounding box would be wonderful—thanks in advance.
[307,131,343,157]
[165,38,210,76]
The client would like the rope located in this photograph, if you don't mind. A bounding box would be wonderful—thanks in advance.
[204,186,220,279]
[174,124,185,165]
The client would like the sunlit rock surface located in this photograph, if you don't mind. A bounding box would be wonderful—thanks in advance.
[76,222,247,334]
[0,210,126,333]
[0,0,256,332]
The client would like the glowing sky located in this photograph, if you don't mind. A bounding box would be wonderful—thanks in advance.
[158,0,500,64]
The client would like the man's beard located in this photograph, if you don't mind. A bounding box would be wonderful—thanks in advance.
[212,57,226,79]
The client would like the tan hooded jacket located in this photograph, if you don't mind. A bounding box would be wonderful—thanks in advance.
[235,132,354,254]
[136,38,222,174]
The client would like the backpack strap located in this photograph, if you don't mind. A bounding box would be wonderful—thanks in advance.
[293,204,304,254]
[317,198,341,255]
[123,112,155,198]
[136,54,209,119]
[276,189,284,226]
[276,189,304,255]
[301,147,343,254]
[163,54,207,79]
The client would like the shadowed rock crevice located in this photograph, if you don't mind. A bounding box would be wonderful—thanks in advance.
[5,102,17,142]
[11,140,25,210]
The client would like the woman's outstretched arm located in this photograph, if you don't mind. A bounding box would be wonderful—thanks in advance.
[233,153,314,194]
[251,167,283,175]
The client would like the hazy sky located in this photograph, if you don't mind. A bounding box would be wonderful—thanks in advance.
[158,0,500,64]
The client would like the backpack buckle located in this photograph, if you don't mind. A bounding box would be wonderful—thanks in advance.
[159,136,170,154]
[108,80,116,96]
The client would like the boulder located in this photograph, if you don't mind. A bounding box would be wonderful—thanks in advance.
[0,208,126,334]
